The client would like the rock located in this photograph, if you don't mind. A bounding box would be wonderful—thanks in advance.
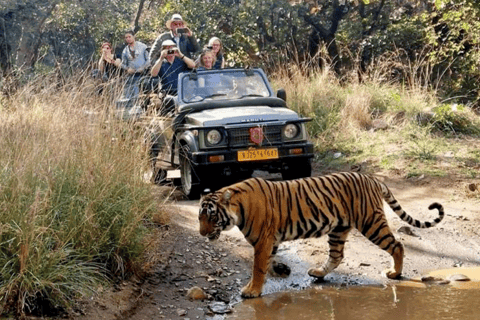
[372,119,388,130]
[350,164,362,172]
[186,286,208,300]
[416,112,434,126]
[421,276,443,282]
[208,301,232,314]
[397,226,418,237]
[447,274,471,282]
[467,183,478,192]
[421,276,451,285]
[176,309,187,316]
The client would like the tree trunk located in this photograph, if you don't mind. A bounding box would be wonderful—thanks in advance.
[15,1,59,71]
[133,0,147,33]
[302,1,347,73]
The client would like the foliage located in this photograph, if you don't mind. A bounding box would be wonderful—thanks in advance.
[430,104,480,135]
[151,0,311,66]
[3,0,480,110]
[422,1,480,106]
[0,74,161,315]
[273,65,479,179]
[44,0,137,64]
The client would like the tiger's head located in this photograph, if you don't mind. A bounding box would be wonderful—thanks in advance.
[199,189,237,241]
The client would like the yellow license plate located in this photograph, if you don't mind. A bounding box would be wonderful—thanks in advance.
[237,148,279,162]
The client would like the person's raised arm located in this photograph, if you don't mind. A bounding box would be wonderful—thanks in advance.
[98,56,106,73]
[120,48,129,71]
[151,48,168,77]
[176,48,195,69]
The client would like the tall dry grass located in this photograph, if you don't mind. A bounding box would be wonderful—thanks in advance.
[0,71,161,315]
[274,60,439,136]
[271,54,480,175]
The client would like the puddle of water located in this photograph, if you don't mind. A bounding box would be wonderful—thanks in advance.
[227,268,480,320]
[227,284,480,320]
[426,267,480,289]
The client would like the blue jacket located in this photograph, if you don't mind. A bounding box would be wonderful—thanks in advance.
[155,57,191,94]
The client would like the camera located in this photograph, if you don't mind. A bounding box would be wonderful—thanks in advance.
[167,49,175,54]
[176,28,187,34]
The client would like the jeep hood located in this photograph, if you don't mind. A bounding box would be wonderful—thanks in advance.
[184,106,300,126]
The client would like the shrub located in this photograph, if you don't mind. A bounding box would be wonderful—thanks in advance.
[0,74,161,315]
[431,104,480,135]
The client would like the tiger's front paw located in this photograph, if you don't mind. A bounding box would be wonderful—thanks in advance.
[383,268,402,279]
[308,267,327,279]
[241,282,262,298]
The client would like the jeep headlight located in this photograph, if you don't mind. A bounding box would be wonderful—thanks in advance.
[284,124,299,139]
[206,129,222,145]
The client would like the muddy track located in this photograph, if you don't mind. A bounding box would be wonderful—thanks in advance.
[78,173,480,320]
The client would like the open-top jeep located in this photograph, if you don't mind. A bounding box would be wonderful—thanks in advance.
[147,67,314,199]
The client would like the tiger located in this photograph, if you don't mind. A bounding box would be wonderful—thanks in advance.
[198,172,445,298]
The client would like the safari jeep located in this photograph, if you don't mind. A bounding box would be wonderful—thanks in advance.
[147,67,314,199]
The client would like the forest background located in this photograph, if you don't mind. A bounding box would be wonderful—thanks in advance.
[1,0,480,106]
[1,0,480,317]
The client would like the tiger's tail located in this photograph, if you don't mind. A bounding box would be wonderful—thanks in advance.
[380,183,445,228]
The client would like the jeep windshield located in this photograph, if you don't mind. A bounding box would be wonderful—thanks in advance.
[180,69,272,103]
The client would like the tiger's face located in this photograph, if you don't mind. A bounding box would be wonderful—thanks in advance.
[199,190,235,241]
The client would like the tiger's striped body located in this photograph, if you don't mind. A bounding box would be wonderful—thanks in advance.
[199,172,444,298]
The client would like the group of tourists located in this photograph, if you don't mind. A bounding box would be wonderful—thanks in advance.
[95,13,225,103]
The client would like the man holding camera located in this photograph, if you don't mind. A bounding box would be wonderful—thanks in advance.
[149,14,200,63]
[150,40,195,95]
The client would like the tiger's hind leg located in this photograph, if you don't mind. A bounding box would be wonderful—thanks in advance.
[308,226,351,279]
[269,245,291,278]
[361,211,404,279]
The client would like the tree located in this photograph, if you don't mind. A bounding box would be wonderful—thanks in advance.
[424,0,480,106]
[0,0,138,75]
[0,1,59,73]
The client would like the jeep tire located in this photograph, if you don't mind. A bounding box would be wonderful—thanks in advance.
[180,145,203,199]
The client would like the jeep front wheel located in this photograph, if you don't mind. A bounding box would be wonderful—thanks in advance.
[180,145,203,199]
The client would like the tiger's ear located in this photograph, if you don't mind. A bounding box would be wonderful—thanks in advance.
[222,189,233,203]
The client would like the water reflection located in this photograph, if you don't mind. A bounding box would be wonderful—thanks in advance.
[228,284,480,320]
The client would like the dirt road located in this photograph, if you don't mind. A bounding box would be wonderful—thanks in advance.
[79,172,480,320]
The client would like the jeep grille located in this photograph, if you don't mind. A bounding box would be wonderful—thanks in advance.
[228,126,283,147]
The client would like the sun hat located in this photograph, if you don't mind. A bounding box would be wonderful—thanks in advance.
[161,40,176,47]
[166,14,187,29]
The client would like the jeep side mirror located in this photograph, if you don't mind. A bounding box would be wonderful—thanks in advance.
[277,89,286,101]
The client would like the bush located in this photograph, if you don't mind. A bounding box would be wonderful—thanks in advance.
[0,75,161,316]
[431,104,480,135]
